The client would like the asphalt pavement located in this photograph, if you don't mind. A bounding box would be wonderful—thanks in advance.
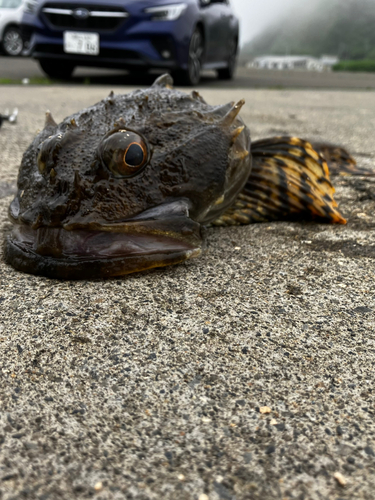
[2,55,375,89]
[0,84,375,500]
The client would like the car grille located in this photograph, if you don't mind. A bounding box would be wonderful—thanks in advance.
[41,3,129,32]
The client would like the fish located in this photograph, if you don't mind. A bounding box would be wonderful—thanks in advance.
[4,74,357,279]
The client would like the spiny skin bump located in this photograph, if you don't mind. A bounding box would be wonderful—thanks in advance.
[4,75,353,279]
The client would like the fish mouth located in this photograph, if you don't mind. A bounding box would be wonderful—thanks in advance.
[5,201,203,279]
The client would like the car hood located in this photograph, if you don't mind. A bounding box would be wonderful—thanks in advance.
[37,0,193,6]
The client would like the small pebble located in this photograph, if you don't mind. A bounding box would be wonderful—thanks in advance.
[178,474,185,481]
[365,446,375,457]
[94,482,103,492]
[270,419,278,425]
[265,445,276,455]
[333,472,347,487]
[259,406,272,414]
[199,495,209,500]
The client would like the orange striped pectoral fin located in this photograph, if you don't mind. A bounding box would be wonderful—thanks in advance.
[212,136,347,227]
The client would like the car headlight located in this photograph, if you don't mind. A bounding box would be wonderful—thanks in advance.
[24,0,38,15]
[144,3,187,21]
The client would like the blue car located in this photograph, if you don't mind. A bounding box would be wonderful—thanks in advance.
[21,0,239,85]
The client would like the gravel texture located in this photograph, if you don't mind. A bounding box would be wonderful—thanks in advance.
[0,86,375,500]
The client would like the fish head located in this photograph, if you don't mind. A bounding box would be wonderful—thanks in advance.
[6,75,251,279]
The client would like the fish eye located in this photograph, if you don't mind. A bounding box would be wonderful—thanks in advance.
[37,134,63,174]
[99,129,150,178]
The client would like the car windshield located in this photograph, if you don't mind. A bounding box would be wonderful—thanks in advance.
[0,0,22,8]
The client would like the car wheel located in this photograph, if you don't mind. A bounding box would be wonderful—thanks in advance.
[217,38,237,80]
[173,29,204,86]
[38,59,76,79]
[2,26,23,57]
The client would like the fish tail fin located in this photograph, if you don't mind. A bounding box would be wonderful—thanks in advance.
[311,141,375,177]
[213,136,347,227]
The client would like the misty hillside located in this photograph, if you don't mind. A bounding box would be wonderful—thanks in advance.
[242,0,375,60]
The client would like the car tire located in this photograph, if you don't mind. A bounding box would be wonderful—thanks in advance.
[217,38,237,80]
[38,59,76,80]
[173,29,204,86]
[2,26,23,57]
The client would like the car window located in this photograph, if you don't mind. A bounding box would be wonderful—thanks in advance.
[0,0,23,8]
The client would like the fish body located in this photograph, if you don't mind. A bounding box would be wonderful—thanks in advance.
[5,74,355,279]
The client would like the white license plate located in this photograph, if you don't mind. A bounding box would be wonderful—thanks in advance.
[63,31,99,56]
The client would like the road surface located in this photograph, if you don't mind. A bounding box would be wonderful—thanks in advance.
[0,84,375,500]
[2,55,375,88]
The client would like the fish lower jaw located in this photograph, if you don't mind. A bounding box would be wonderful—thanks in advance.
[4,224,202,280]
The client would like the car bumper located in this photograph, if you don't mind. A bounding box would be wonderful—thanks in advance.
[31,40,179,70]
[32,52,177,70]
[22,13,192,71]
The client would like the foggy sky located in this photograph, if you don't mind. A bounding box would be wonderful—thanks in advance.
[231,0,319,45]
